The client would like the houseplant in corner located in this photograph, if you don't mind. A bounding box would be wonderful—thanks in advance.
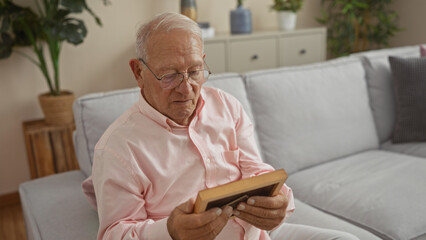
[272,0,303,31]
[0,0,107,125]
[317,0,401,57]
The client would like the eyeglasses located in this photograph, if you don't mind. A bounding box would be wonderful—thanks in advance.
[138,58,211,89]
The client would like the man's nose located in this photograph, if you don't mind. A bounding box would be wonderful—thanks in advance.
[175,74,193,93]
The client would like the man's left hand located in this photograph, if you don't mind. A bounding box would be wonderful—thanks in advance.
[233,191,288,230]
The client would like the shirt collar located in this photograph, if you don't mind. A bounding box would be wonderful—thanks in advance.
[137,89,205,130]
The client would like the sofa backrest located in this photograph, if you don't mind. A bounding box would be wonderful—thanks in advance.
[74,45,421,177]
[73,88,140,177]
[351,45,421,143]
[244,57,380,175]
[73,73,249,177]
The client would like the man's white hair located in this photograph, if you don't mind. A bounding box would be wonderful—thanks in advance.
[136,12,203,61]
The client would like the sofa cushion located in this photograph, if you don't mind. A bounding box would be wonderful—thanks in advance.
[287,150,426,240]
[73,73,247,177]
[381,140,426,158]
[19,171,99,240]
[281,199,381,240]
[73,88,140,177]
[245,57,379,174]
[355,45,420,143]
[388,56,426,143]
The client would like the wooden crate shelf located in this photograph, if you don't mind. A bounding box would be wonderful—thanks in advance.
[22,119,79,179]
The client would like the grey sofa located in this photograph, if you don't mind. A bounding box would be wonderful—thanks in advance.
[19,44,426,240]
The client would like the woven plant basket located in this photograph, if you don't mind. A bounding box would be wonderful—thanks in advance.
[38,91,75,125]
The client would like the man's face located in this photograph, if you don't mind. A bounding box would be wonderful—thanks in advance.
[134,30,204,126]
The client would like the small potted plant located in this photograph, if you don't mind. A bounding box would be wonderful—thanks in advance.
[272,0,303,31]
[230,0,252,34]
[0,0,108,125]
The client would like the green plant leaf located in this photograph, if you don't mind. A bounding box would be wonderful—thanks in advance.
[0,0,23,14]
[352,1,368,9]
[54,9,70,21]
[0,0,105,93]
[60,0,85,13]
[342,4,352,14]
[0,32,13,58]
[319,0,401,57]
[272,0,303,12]
[58,18,87,45]
[11,8,42,46]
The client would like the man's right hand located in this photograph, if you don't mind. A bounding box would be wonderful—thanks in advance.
[167,199,233,240]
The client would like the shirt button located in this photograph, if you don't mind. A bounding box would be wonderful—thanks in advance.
[206,158,211,164]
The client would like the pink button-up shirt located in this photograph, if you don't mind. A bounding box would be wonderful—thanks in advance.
[82,86,295,239]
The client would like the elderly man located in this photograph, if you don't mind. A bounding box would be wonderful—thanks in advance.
[82,12,359,240]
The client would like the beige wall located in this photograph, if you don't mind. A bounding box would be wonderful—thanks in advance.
[0,0,425,195]
[390,0,426,47]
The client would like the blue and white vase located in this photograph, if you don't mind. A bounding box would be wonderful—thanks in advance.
[230,6,252,34]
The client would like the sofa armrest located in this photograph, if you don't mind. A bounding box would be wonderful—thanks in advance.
[19,171,99,240]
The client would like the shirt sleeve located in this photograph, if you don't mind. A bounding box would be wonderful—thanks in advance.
[234,99,274,177]
[92,147,172,240]
[233,100,296,218]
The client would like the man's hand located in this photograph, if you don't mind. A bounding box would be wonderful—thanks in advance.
[233,191,288,230]
[167,199,233,240]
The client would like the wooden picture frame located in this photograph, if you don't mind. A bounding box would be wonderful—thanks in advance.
[194,169,288,213]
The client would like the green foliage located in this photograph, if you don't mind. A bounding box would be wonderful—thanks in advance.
[0,0,108,95]
[272,0,303,13]
[317,0,401,58]
[237,0,243,7]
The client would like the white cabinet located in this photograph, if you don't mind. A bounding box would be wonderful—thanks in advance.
[279,30,325,67]
[230,37,278,73]
[204,28,326,74]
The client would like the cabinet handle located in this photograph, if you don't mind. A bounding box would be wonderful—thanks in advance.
[299,49,307,55]
[251,55,258,61]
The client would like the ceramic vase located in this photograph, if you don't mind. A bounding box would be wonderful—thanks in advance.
[180,0,197,21]
[230,6,252,34]
[277,11,297,31]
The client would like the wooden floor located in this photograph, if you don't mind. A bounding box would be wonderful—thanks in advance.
[0,203,26,240]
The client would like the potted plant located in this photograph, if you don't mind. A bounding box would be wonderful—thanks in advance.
[317,0,401,57]
[230,0,252,34]
[272,0,303,31]
[0,0,108,125]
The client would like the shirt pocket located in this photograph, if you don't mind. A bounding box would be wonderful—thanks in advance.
[221,149,242,182]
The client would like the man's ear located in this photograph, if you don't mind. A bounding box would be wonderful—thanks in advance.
[129,58,144,88]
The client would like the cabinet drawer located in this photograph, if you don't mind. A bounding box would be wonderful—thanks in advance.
[230,38,278,72]
[280,33,325,67]
[204,41,227,74]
